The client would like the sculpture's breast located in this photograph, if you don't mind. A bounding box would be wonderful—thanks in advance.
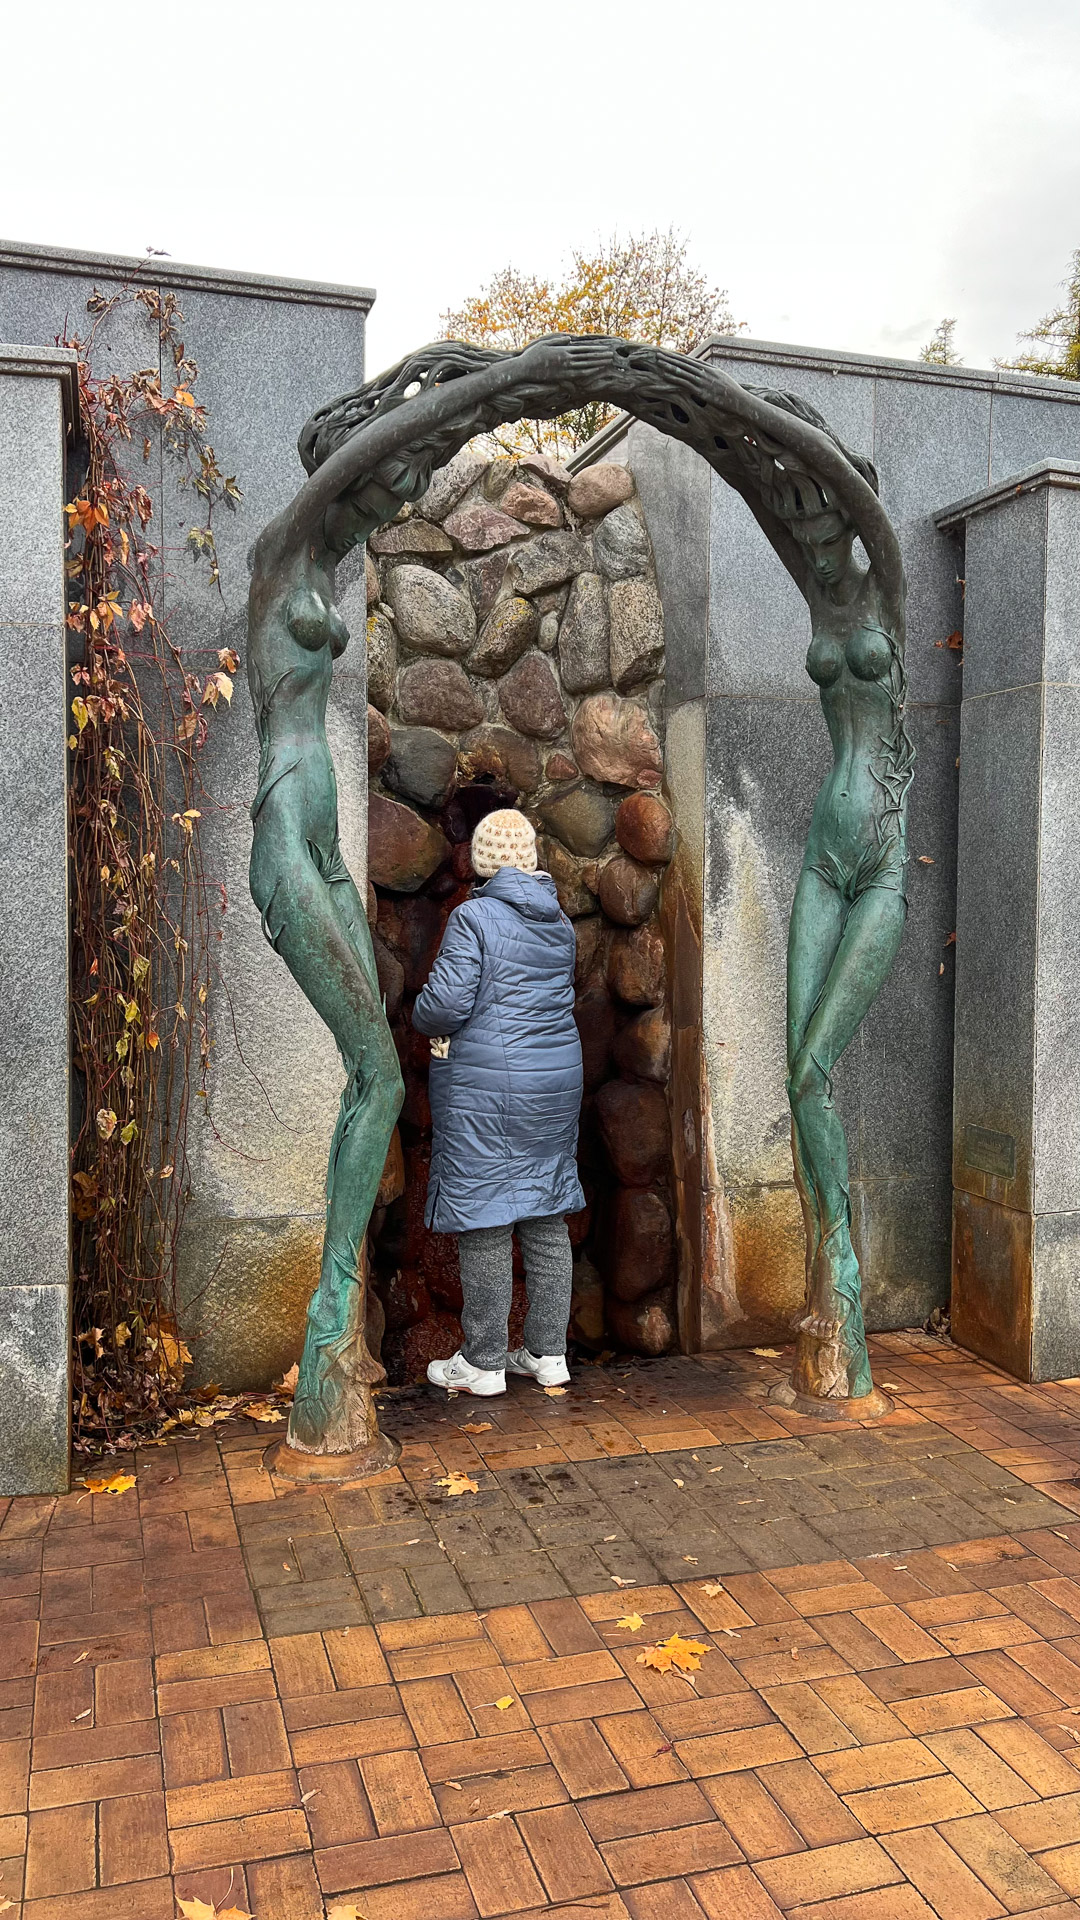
[285,585,349,658]
[846,626,892,682]
[806,633,844,687]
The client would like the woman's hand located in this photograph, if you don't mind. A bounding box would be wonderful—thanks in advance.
[430,1036,450,1060]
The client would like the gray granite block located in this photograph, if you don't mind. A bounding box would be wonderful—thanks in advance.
[0,1286,70,1494]
[961,488,1049,700]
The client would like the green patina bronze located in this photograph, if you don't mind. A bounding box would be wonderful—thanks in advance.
[249,336,909,1457]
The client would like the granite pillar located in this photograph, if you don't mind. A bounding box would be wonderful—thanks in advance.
[938,462,1080,1381]
[0,344,79,1490]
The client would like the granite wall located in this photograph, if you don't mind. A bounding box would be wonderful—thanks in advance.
[0,242,374,1389]
[0,344,79,1490]
[588,339,1080,1353]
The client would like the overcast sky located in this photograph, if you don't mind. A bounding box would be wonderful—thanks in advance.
[4,0,1079,380]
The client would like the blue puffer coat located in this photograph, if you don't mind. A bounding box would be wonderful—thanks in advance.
[412,867,585,1233]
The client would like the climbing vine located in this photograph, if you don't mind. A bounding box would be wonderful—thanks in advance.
[64,282,241,1447]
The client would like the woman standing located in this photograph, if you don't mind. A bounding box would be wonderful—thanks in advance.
[412,810,584,1396]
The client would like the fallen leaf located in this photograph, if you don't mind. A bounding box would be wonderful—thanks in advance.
[917,854,935,865]
[326,1906,365,1920]
[73,1648,90,1662]
[445,1779,463,1790]
[462,1421,492,1434]
[494,1696,514,1711]
[611,1575,633,1586]
[673,1478,684,1488]
[881,1382,902,1391]
[82,1472,135,1496]
[654,1742,674,1754]
[683,1556,698,1564]
[278,1362,299,1396]
[216,1910,253,1920]
[616,1613,644,1631]
[437,1471,479,1496]
[752,1346,782,1357]
[177,1902,218,1920]
[243,1402,284,1424]
[637,1632,710,1675]
[543,1385,567,1397]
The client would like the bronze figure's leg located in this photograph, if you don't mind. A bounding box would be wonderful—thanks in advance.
[785,869,905,1405]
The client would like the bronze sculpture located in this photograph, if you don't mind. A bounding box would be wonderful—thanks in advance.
[248,336,909,1465]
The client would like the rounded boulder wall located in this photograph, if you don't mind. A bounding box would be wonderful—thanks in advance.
[443,501,529,552]
[566,464,635,519]
[615,793,675,865]
[613,1005,671,1083]
[571,693,662,789]
[593,503,651,581]
[598,855,660,927]
[500,480,562,528]
[383,726,458,809]
[608,922,666,1006]
[397,659,484,731]
[569,1255,605,1347]
[558,572,610,695]
[366,611,397,712]
[376,893,445,994]
[384,564,476,656]
[366,551,380,609]
[606,1187,674,1303]
[518,451,572,496]
[539,785,616,859]
[538,837,597,918]
[575,981,616,1092]
[510,531,590,598]
[498,654,567,740]
[573,914,606,987]
[546,751,578,783]
[368,794,450,892]
[415,449,488,522]
[458,725,541,794]
[469,596,540,677]
[594,1079,670,1186]
[369,518,454,559]
[607,1288,677,1357]
[367,705,391,776]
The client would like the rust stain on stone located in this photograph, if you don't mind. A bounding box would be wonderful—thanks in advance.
[952,1187,1033,1380]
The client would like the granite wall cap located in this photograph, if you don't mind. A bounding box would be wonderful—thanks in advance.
[0,237,376,313]
[935,460,1080,532]
[0,341,79,435]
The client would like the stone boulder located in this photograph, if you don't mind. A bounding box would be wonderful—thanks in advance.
[500,481,562,528]
[510,532,589,597]
[593,504,651,580]
[369,518,453,558]
[567,463,635,519]
[569,1256,605,1347]
[376,893,445,994]
[546,751,577,783]
[367,705,391,776]
[538,613,559,651]
[573,914,606,987]
[371,930,404,1022]
[458,725,541,794]
[519,451,571,496]
[539,785,616,859]
[383,726,457,809]
[462,552,510,621]
[396,659,484,731]
[571,693,662,789]
[415,449,487,522]
[613,1006,671,1083]
[499,655,567,739]
[368,794,449,892]
[444,502,529,552]
[598,855,660,927]
[609,577,664,692]
[384,565,476,657]
[606,1188,674,1303]
[481,457,517,501]
[366,552,380,608]
[366,612,396,712]
[608,923,666,1006]
[615,793,675,865]
[594,1079,670,1186]
[538,837,596,917]
[558,572,610,695]
[469,596,540,678]
[574,980,616,1092]
[607,1288,676,1357]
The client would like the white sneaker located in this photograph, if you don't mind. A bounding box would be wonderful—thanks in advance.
[506,1348,570,1388]
[427,1350,506,1396]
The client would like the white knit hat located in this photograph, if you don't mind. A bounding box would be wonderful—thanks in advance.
[471,809,538,878]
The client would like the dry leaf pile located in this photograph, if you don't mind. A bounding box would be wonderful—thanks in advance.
[637,1632,710,1675]
[81,1471,135,1496]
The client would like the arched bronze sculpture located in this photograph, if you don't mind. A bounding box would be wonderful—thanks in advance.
[248,336,909,1466]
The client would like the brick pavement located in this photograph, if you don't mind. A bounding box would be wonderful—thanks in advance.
[6,1334,1080,1913]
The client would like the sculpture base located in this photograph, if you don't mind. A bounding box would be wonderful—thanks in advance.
[266,1431,401,1483]
[768,1380,893,1422]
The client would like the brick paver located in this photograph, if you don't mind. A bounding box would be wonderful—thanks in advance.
[4,1334,1080,1913]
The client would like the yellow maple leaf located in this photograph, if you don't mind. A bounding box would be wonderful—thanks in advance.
[437,1470,479,1496]
[751,1347,781,1357]
[176,1901,217,1920]
[637,1632,710,1675]
[326,1906,364,1920]
[462,1421,492,1434]
[494,1695,514,1710]
[616,1613,644,1631]
[243,1402,284,1423]
[702,1581,725,1598]
[278,1362,299,1396]
[82,1472,136,1496]
[543,1384,567,1396]
[216,1909,253,1920]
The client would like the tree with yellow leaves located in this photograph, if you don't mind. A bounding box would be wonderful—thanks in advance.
[440,229,740,457]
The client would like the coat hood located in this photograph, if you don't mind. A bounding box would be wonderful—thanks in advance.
[476,866,563,922]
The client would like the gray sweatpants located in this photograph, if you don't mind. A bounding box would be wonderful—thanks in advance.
[457,1213,572,1373]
